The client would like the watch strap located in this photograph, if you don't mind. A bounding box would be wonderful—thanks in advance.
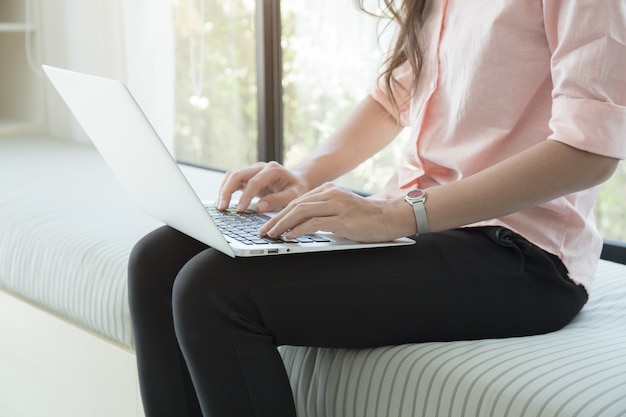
[412,201,429,235]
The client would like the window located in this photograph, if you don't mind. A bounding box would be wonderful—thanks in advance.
[173,0,625,241]
[595,162,626,242]
[280,0,404,192]
[173,0,258,171]
[173,0,404,193]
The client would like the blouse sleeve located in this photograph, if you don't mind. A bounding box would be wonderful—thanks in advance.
[369,60,414,127]
[544,0,626,160]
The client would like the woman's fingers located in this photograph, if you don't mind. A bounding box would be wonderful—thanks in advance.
[217,162,308,212]
[260,184,350,238]
[216,163,265,210]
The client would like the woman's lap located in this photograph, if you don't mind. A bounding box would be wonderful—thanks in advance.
[128,225,587,417]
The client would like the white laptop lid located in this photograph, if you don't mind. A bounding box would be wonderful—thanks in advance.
[43,65,236,257]
[43,65,414,257]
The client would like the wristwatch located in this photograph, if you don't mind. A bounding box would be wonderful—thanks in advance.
[404,189,428,235]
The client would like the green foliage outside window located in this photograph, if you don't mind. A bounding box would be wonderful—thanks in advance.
[173,0,258,171]
[280,0,403,192]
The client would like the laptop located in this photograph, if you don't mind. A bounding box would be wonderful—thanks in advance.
[42,65,414,257]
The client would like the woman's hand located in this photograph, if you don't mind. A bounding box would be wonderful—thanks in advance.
[216,161,310,212]
[259,183,416,243]
[216,96,403,215]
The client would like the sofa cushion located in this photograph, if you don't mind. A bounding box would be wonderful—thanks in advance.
[0,137,160,348]
[279,259,626,416]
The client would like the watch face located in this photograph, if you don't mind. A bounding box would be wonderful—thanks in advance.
[407,189,426,199]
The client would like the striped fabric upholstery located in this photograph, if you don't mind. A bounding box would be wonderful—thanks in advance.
[2,138,625,416]
[0,137,161,348]
[279,260,626,417]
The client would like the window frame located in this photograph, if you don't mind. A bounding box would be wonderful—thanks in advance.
[256,0,284,163]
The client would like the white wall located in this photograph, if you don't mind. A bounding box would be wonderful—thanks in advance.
[39,0,174,150]
[121,1,175,152]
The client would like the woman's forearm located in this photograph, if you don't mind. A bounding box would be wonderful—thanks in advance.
[424,140,619,234]
[292,95,403,190]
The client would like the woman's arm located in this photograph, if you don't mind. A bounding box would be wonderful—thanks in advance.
[424,140,619,233]
[291,95,403,190]
[260,140,619,242]
[217,95,402,212]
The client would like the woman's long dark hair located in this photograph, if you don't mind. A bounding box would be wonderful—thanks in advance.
[354,0,428,117]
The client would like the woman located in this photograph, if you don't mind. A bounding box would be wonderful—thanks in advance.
[128,1,626,416]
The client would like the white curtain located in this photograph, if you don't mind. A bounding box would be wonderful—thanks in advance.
[41,0,175,151]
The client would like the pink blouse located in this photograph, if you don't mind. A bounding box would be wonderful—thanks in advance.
[371,0,626,292]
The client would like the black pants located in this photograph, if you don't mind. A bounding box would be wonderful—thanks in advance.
[128,226,587,417]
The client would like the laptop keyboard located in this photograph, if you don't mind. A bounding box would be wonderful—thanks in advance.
[206,206,331,246]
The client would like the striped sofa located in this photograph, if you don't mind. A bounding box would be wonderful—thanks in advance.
[1,136,625,417]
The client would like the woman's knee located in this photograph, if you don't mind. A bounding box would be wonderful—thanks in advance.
[128,226,208,303]
[171,251,257,330]
[172,251,226,309]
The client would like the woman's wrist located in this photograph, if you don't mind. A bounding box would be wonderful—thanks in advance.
[377,196,421,240]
